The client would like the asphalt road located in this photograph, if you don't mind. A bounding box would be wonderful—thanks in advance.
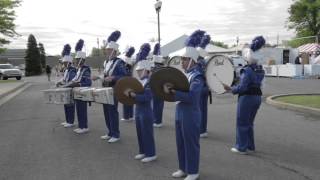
[0,77,319,180]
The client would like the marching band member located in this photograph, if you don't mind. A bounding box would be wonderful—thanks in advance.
[56,44,77,128]
[223,36,266,154]
[151,43,165,128]
[163,33,204,180]
[124,43,157,163]
[121,46,136,122]
[68,39,92,134]
[93,30,127,143]
[197,33,211,138]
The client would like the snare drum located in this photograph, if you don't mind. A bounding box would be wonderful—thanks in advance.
[93,88,114,105]
[54,88,73,104]
[80,88,95,101]
[73,87,94,101]
[42,89,56,104]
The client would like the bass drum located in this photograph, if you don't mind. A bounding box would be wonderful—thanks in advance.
[205,55,235,94]
[167,56,186,75]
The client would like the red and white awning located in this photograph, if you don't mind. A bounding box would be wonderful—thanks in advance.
[298,43,320,53]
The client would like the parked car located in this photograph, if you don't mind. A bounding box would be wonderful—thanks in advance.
[0,64,23,80]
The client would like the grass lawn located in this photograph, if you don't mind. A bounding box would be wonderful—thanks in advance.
[275,95,320,109]
[0,80,21,83]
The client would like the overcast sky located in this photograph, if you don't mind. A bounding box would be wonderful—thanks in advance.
[6,0,295,55]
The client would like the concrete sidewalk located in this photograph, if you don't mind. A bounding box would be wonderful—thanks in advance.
[0,81,27,99]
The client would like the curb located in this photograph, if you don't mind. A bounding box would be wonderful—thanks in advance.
[0,82,29,100]
[266,93,320,116]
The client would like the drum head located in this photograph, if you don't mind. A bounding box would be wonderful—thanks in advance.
[205,55,234,94]
[167,56,186,75]
[114,77,144,105]
[150,67,189,102]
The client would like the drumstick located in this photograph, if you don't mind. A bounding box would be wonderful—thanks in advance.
[212,73,224,84]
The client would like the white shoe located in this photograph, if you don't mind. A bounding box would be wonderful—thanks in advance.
[200,132,208,138]
[153,123,163,128]
[230,147,247,155]
[172,170,187,178]
[141,156,157,163]
[121,118,132,122]
[108,137,120,143]
[74,128,89,134]
[134,154,145,160]
[63,123,75,128]
[100,134,111,140]
[184,174,199,180]
[61,122,67,126]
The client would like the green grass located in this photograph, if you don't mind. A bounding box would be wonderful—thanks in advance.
[276,95,320,109]
[0,80,20,83]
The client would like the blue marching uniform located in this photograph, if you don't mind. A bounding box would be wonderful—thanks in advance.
[231,64,265,152]
[102,57,127,138]
[73,65,92,129]
[152,63,164,125]
[123,63,134,120]
[197,57,209,135]
[63,66,77,124]
[174,66,204,174]
[134,76,156,157]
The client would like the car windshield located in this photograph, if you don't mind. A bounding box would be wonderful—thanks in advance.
[0,64,14,69]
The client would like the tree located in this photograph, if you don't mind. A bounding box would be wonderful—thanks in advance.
[90,46,106,57]
[211,41,228,49]
[287,0,320,47]
[38,43,46,70]
[25,34,41,76]
[0,0,21,53]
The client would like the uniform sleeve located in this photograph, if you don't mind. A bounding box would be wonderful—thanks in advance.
[68,69,77,82]
[80,68,92,87]
[174,75,204,103]
[231,69,251,94]
[113,61,128,83]
[134,85,152,103]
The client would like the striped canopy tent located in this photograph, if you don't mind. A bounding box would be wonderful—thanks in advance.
[298,43,320,53]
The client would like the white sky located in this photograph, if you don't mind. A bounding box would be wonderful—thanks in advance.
[6,0,295,55]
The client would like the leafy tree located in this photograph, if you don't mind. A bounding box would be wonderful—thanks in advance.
[0,0,21,53]
[287,0,320,47]
[211,41,228,49]
[25,34,41,76]
[38,43,46,70]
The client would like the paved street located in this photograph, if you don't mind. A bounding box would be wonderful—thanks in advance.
[0,76,319,180]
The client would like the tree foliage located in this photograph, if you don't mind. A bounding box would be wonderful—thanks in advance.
[0,0,21,53]
[287,0,320,47]
[25,34,41,76]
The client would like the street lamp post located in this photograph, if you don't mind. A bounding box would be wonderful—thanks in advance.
[154,0,162,44]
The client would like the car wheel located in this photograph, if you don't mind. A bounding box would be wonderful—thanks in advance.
[3,77,8,80]
[16,76,22,80]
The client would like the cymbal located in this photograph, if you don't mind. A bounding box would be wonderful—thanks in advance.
[150,67,189,102]
[114,77,144,105]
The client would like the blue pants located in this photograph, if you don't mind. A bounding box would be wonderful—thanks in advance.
[64,103,75,124]
[123,104,133,119]
[103,100,120,138]
[135,114,156,157]
[175,120,200,174]
[152,95,164,124]
[199,88,209,134]
[235,95,261,151]
[75,100,88,129]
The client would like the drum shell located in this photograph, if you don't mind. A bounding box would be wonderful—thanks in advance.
[93,88,114,105]
[42,89,56,104]
[54,88,73,104]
